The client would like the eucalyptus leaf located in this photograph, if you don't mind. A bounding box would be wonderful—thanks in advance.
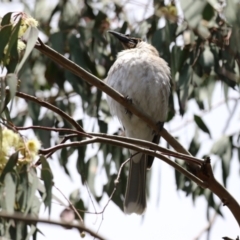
[194,115,211,138]
[0,151,18,182]
[25,171,38,214]
[87,156,98,197]
[1,12,12,26]
[5,73,18,101]
[16,26,39,74]
[40,155,53,214]
[4,173,16,213]
[0,25,12,61]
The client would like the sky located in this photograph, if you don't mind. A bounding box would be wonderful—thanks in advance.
[0,1,240,240]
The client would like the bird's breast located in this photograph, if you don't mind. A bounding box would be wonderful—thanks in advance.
[106,51,170,125]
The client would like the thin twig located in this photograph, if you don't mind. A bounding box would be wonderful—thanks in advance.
[95,157,131,238]
[16,126,90,137]
[15,91,84,132]
[17,125,202,166]
[83,181,98,219]
[15,125,187,160]
[54,185,84,223]
[0,211,105,240]
[222,99,238,134]
[193,203,220,240]
[115,157,131,185]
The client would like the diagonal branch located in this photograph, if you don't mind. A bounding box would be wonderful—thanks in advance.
[34,38,189,156]
[15,91,85,132]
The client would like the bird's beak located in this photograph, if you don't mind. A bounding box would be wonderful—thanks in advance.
[108,30,140,49]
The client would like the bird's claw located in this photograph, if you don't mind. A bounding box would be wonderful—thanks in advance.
[125,96,132,116]
[152,121,164,135]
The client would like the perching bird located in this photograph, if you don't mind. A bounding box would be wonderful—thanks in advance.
[105,31,170,215]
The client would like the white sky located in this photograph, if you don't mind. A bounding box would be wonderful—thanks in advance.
[1,1,240,240]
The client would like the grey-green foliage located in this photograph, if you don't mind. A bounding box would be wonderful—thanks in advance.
[0,0,240,239]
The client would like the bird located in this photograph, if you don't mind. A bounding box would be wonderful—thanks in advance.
[105,30,171,215]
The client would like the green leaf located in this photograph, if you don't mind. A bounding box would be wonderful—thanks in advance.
[49,31,65,54]
[40,155,53,214]
[194,114,211,138]
[211,136,232,186]
[178,63,191,87]
[4,173,16,213]
[28,101,41,125]
[76,135,88,183]
[180,0,207,28]
[6,73,18,101]
[0,151,18,182]
[87,156,98,196]
[0,77,7,114]
[3,17,21,70]
[16,165,29,213]
[31,195,41,216]
[222,0,237,24]
[188,129,200,156]
[36,116,53,149]
[178,63,193,114]
[74,198,85,220]
[26,224,37,240]
[120,21,128,33]
[98,119,108,133]
[16,26,39,74]
[1,12,12,26]
[25,170,39,214]
[0,25,12,61]
[103,173,124,211]
[69,189,80,204]
[59,147,71,176]
[202,3,215,21]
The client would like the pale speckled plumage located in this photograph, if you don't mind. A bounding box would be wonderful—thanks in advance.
[105,40,170,214]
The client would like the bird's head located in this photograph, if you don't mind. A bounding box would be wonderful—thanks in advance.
[108,30,142,49]
[108,30,159,56]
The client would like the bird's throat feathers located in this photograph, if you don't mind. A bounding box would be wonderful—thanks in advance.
[119,41,159,58]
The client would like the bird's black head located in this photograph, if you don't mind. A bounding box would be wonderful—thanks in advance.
[108,30,142,49]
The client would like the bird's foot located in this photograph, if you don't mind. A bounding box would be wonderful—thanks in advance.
[153,121,164,135]
[124,96,132,116]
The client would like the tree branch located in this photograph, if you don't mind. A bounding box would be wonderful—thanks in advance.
[34,38,190,156]
[40,138,207,188]
[0,211,106,240]
[15,91,85,132]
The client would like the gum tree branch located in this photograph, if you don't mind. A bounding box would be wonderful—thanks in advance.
[15,125,202,165]
[15,91,86,133]
[40,138,207,188]
[0,211,105,240]
[34,38,189,156]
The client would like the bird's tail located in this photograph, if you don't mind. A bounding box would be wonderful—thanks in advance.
[124,154,147,215]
